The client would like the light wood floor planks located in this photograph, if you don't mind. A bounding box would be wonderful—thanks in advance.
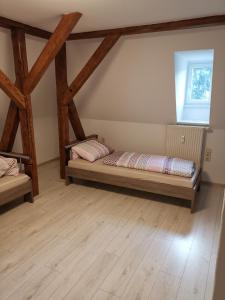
[0,160,223,300]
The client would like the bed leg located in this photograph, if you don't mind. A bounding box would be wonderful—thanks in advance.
[24,192,34,203]
[191,193,197,214]
[65,175,72,186]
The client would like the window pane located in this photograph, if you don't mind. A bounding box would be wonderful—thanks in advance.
[191,66,212,101]
[174,49,214,125]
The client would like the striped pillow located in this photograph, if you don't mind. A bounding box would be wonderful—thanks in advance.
[72,140,112,162]
[5,157,19,176]
[71,150,79,160]
[0,156,19,177]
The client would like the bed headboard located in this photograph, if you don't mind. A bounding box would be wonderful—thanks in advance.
[166,125,205,167]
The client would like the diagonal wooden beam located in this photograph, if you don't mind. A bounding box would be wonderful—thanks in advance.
[0,16,51,39]
[0,101,19,151]
[68,101,85,140]
[0,69,26,109]
[63,34,120,105]
[23,12,82,95]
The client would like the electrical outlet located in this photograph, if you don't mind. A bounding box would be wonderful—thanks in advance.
[181,135,185,144]
[205,148,212,162]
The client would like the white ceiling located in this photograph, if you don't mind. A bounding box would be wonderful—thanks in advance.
[1,0,225,33]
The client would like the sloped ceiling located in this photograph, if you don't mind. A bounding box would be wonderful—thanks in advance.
[1,0,225,33]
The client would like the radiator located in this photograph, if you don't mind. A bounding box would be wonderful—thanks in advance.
[166,125,205,167]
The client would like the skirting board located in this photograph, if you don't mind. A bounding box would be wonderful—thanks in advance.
[37,157,59,167]
[202,181,225,188]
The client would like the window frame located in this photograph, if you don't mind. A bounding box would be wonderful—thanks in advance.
[185,61,213,107]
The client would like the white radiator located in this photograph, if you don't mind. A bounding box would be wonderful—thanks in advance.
[166,125,205,167]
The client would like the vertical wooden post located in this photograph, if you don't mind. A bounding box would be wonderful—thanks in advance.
[55,43,70,178]
[11,29,39,195]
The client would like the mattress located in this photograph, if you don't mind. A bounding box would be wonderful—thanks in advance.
[0,173,30,193]
[68,158,200,189]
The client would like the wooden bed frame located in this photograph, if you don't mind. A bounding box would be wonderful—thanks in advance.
[65,137,201,213]
[0,152,33,206]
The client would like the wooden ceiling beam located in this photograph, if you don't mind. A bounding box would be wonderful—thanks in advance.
[0,69,26,109]
[68,15,225,40]
[1,14,224,42]
[24,12,82,94]
[0,16,51,39]
[63,34,120,105]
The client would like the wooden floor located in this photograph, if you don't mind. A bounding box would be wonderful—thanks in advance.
[0,160,223,300]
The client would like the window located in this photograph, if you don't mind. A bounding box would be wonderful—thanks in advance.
[174,50,214,125]
[186,63,213,105]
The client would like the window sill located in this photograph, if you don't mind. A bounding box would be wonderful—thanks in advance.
[183,104,210,109]
[177,121,210,129]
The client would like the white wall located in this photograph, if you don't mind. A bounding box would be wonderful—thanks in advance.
[0,28,58,164]
[67,26,225,128]
[174,52,187,121]
[67,26,225,185]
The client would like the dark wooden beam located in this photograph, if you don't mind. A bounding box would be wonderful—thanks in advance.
[24,12,82,94]
[0,102,19,151]
[68,102,86,140]
[63,34,120,105]
[0,69,26,109]
[68,15,225,40]
[0,16,51,39]
[1,14,224,42]
[55,43,70,179]
[11,29,39,195]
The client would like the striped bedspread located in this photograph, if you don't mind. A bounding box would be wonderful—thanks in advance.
[103,152,195,178]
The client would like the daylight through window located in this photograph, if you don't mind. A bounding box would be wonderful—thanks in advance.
[174,49,214,125]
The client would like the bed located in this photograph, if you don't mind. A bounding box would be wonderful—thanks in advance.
[65,125,205,213]
[0,152,33,206]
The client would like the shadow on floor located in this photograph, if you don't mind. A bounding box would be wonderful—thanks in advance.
[72,178,195,210]
[0,197,27,215]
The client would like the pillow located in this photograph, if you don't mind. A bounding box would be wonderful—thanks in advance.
[0,157,9,178]
[4,157,19,176]
[0,156,19,177]
[72,140,112,162]
[71,149,79,160]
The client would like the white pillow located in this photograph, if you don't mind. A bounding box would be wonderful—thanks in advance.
[72,140,112,162]
[4,157,19,176]
[0,157,9,178]
[0,156,19,177]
